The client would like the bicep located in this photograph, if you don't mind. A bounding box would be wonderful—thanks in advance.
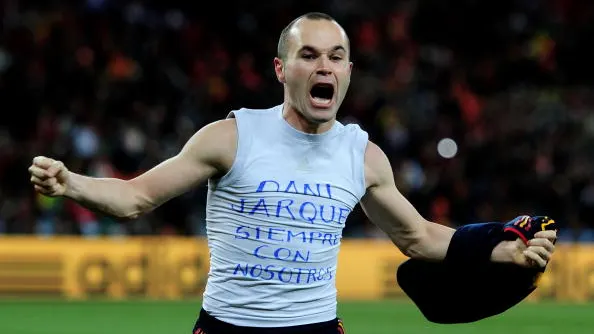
[128,119,236,209]
[360,173,429,254]
[360,142,454,258]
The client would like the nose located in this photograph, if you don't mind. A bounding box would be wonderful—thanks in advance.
[316,56,332,76]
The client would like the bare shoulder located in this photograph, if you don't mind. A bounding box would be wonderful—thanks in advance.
[196,118,237,147]
[183,118,238,177]
[364,140,394,189]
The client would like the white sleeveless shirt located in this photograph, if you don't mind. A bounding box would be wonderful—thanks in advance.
[202,104,369,327]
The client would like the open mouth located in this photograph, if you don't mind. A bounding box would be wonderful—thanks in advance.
[309,83,335,107]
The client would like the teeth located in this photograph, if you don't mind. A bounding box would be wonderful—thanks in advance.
[312,97,331,104]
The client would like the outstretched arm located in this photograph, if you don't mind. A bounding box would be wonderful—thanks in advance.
[360,141,555,267]
[29,119,237,219]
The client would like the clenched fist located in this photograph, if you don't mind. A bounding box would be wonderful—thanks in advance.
[510,230,557,268]
[28,156,70,197]
[503,216,558,269]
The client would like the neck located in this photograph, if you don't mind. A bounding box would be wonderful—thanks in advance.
[281,102,335,134]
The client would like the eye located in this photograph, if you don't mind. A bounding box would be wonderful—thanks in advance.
[302,53,316,60]
[330,55,343,61]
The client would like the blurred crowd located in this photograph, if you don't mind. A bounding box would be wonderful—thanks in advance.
[1,0,594,241]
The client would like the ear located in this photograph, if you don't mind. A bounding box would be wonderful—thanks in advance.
[273,57,285,83]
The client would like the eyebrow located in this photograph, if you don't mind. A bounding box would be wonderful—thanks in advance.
[298,45,347,53]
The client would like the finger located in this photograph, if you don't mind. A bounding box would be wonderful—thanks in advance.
[30,175,45,186]
[34,185,52,194]
[30,175,57,188]
[528,238,555,253]
[527,245,551,262]
[32,156,54,168]
[534,230,557,240]
[33,156,56,169]
[28,165,49,179]
[523,249,547,268]
[46,161,64,178]
[45,177,57,187]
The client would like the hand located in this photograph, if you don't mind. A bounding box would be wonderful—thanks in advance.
[511,230,557,268]
[28,156,70,197]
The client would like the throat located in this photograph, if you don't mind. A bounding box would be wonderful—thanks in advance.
[281,104,335,134]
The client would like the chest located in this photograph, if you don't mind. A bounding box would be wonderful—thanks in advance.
[226,151,361,229]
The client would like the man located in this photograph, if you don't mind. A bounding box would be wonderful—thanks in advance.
[29,12,556,334]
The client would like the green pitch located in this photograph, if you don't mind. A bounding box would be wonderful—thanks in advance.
[1,299,593,334]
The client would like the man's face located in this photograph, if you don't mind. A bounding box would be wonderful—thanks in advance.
[275,19,353,124]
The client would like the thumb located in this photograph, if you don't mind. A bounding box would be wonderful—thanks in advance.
[512,238,528,265]
[515,237,527,250]
[46,161,65,178]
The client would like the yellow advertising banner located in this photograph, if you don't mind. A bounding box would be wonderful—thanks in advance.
[335,240,408,300]
[0,236,590,301]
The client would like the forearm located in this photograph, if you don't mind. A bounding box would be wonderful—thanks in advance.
[403,221,454,261]
[406,221,516,263]
[65,172,153,219]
